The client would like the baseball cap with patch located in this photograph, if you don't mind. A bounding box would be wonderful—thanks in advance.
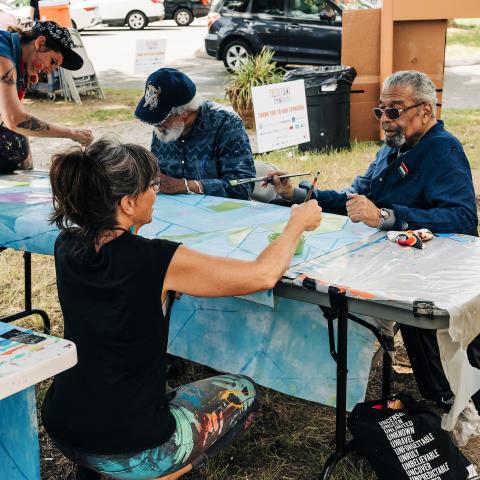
[32,21,83,71]
[135,68,196,125]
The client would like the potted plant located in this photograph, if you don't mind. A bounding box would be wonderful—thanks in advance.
[226,48,284,129]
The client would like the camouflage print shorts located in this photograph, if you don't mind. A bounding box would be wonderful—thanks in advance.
[53,374,259,480]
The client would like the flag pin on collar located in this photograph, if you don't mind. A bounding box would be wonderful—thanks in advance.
[398,162,409,178]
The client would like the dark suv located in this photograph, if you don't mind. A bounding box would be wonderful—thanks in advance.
[206,0,359,71]
[164,0,211,25]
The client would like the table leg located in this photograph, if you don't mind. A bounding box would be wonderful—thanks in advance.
[319,287,354,480]
[382,350,392,399]
[381,324,399,399]
[0,387,40,480]
[0,250,50,334]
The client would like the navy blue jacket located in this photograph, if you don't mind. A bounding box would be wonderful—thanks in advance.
[298,121,478,235]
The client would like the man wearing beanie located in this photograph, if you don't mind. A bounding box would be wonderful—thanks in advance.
[135,68,255,199]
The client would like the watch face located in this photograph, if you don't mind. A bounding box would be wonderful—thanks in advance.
[380,208,389,219]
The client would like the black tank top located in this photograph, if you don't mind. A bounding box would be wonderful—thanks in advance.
[42,231,181,454]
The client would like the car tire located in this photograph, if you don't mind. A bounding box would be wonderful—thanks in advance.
[222,39,252,73]
[126,10,148,30]
[174,8,194,26]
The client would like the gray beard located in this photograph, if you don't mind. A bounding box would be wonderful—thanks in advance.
[153,122,185,143]
[385,130,406,149]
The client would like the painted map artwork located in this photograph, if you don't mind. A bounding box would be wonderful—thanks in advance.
[0,171,379,409]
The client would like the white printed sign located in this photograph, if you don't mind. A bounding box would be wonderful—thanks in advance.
[252,80,309,153]
[134,39,167,75]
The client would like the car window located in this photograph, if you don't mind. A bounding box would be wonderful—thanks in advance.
[288,0,338,20]
[251,0,284,15]
[221,0,249,12]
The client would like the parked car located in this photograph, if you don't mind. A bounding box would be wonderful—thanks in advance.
[3,0,101,31]
[205,0,372,72]
[0,0,32,28]
[164,0,209,26]
[69,0,102,31]
[95,0,165,30]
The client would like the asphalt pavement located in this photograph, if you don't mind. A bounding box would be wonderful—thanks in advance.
[80,19,228,99]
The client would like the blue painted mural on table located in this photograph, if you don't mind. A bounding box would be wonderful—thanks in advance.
[170,296,375,409]
[0,321,77,480]
[0,388,39,480]
[0,171,378,409]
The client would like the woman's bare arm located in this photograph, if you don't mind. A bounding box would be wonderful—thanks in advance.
[163,201,322,297]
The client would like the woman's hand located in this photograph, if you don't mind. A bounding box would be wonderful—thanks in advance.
[71,128,93,146]
[289,200,322,231]
[163,202,322,299]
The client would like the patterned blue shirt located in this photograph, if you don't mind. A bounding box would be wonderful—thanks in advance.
[150,101,255,199]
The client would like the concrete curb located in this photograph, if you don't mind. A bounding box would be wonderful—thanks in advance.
[445,56,480,68]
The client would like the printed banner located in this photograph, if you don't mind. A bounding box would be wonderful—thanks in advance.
[252,80,310,153]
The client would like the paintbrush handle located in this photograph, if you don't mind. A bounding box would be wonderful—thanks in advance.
[304,186,315,202]
[239,172,310,185]
[304,171,320,202]
[230,172,310,186]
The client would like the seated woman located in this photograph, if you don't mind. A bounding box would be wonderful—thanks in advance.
[41,138,322,480]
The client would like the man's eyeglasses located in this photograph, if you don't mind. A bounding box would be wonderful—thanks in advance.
[155,110,177,129]
[149,180,161,192]
[373,102,424,121]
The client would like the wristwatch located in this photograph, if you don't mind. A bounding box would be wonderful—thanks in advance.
[377,208,390,229]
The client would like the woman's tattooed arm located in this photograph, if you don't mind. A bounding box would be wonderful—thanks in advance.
[0,67,15,87]
[16,115,50,132]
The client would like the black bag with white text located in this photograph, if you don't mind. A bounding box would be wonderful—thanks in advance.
[347,394,478,480]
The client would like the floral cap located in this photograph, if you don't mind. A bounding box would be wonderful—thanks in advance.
[32,21,83,71]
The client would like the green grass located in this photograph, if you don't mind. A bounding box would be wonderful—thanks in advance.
[453,18,480,29]
[26,89,230,127]
[26,87,143,126]
[253,141,379,191]
[448,26,480,47]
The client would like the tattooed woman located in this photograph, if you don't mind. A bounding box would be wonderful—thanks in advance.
[41,138,322,479]
[0,21,93,173]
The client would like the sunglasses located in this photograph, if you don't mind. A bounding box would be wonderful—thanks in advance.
[149,179,161,192]
[373,102,424,121]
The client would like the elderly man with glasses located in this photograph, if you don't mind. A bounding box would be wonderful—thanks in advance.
[265,70,480,414]
[135,68,255,199]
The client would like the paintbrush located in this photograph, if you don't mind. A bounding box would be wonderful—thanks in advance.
[229,172,311,186]
[304,171,320,202]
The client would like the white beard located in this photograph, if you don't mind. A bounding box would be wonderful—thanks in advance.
[153,121,185,143]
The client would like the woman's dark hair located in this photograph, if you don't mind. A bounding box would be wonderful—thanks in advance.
[49,138,159,255]
[19,29,63,54]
